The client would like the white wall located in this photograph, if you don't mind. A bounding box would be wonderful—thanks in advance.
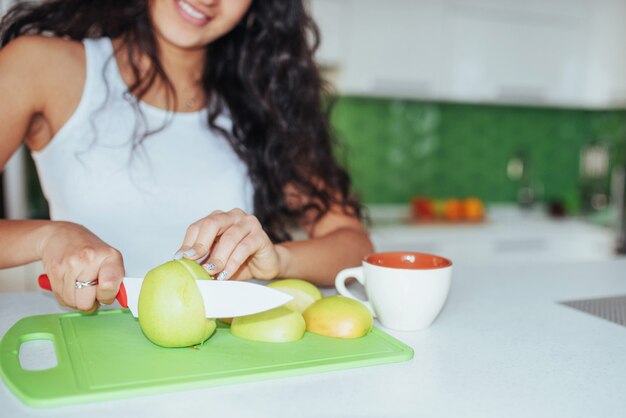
[0,0,15,14]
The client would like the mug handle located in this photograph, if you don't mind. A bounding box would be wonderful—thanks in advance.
[335,267,376,317]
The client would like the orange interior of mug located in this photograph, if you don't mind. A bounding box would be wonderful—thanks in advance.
[364,252,452,270]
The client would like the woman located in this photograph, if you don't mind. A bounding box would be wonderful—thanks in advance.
[0,0,373,312]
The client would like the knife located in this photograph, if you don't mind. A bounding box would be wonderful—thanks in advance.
[37,274,292,318]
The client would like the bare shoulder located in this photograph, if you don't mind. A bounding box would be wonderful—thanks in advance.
[1,35,83,61]
[0,35,84,86]
[0,35,86,150]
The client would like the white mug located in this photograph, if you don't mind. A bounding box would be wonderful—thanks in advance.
[335,252,452,331]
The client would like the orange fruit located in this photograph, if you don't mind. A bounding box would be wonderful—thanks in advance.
[443,199,463,222]
[462,197,484,222]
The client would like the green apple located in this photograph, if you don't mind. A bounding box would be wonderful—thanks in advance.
[230,306,305,343]
[138,258,216,348]
[303,296,373,338]
[267,279,322,313]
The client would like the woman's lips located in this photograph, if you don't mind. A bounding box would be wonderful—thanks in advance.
[174,0,212,26]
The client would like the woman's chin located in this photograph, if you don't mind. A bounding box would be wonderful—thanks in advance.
[156,28,211,51]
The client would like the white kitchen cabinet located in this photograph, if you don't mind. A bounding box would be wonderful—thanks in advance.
[338,0,446,99]
[441,0,590,106]
[584,0,626,108]
[310,0,626,108]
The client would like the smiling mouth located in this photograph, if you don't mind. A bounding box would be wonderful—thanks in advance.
[175,0,211,25]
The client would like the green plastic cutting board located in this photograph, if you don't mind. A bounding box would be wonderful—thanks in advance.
[0,309,413,407]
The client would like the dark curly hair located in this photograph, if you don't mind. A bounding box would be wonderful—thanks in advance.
[1,0,363,242]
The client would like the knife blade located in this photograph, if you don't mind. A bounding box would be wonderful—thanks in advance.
[38,274,292,318]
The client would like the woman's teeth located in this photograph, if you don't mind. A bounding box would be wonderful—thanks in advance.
[178,0,206,20]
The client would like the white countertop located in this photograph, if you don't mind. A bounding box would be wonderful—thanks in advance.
[2,258,626,418]
[367,204,620,267]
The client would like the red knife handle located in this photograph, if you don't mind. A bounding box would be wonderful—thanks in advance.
[38,274,128,309]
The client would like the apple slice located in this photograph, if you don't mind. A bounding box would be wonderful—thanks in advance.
[230,306,305,343]
[303,296,373,338]
[267,279,322,313]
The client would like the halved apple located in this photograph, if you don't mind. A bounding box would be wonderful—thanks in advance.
[138,259,216,348]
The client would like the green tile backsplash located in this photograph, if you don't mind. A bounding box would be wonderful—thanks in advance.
[331,97,626,209]
[19,97,626,218]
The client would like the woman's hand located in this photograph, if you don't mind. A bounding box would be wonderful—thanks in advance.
[175,209,281,281]
[39,222,125,312]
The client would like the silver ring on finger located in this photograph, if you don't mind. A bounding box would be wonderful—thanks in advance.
[75,279,98,289]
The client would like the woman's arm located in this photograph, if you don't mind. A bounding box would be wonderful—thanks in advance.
[0,37,123,310]
[0,37,54,267]
[0,220,57,268]
[177,204,373,287]
[0,37,46,168]
[275,209,373,287]
[0,219,124,310]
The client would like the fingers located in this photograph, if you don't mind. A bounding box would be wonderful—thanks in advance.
[174,209,246,262]
[176,209,275,281]
[175,210,219,261]
[54,248,93,311]
[174,220,202,260]
[218,234,265,280]
[95,249,125,305]
[75,285,99,313]
[39,223,126,313]
[203,214,266,280]
[44,247,124,311]
[48,265,96,312]
[74,260,100,312]
[206,222,255,280]
[46,264,68,308]
[177,219,220,262]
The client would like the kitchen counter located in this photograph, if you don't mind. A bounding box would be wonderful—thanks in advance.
[367,204,620,267]
[0,204,617,292]
[2,259,626,418]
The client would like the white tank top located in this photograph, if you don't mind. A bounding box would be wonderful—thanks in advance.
[31,37,254,277]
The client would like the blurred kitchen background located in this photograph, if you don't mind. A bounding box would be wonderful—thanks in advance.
[1,0,626,290]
